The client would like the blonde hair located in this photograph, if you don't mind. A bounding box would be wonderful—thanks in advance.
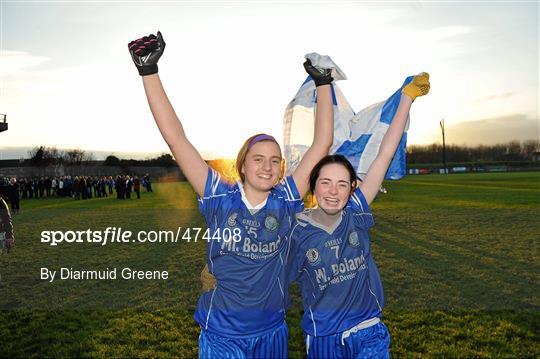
[235,133,284,183]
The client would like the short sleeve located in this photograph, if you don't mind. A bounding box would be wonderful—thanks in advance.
[347,188,375,229]
[274,176,304,214]
[197,168,232,219]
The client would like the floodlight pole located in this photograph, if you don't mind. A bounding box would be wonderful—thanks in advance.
[440,118,447,174]
[0,114,7,132]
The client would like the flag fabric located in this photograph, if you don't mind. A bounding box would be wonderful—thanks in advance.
[283,53,414,180]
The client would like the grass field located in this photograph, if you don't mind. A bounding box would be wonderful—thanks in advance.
[1,172,539,357]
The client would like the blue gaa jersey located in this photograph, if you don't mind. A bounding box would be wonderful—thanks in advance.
[287,188,384,337]
[195,168,304,338]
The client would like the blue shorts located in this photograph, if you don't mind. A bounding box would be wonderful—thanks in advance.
[198,321,288,359]
[305,321,390,359]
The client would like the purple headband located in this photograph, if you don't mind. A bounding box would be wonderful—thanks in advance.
[248,134,277,149]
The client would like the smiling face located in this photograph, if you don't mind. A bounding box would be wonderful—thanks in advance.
[314,163,354,216]
[241,140,282,192]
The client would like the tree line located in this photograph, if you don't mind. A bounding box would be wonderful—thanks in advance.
[21,140,540,169]
[407,140,538,164]
[25,147,177,168]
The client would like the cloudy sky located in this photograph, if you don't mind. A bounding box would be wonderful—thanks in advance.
[1,1,538,159]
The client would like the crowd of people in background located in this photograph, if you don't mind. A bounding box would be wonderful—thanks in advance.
[0,174,153,214]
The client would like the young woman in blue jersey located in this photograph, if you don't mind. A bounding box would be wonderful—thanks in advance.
[287,73,430,358]
[128,32,334,358]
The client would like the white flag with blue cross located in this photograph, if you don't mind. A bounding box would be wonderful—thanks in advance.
[283,53,414,180]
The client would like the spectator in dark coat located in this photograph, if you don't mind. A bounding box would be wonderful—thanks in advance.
[125,176,133,199]
[133,176,141,199]
[8,178,20,215]
[45,177,52,197]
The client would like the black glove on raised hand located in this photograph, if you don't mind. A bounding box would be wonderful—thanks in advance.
[128,31,166,76]
[303,58,333,87]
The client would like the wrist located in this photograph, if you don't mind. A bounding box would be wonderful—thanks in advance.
[401,92,415,102]
[315,83,332,90]
[314,77,333,87]
[138,64,158,76]
[315,82,332,87]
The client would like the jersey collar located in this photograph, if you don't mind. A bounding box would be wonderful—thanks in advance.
[237,181,268,215]
[297,208,344,235]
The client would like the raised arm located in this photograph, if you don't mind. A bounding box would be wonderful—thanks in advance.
[360,73,430,205]
[292,60,334,197]
[129,32,208,196]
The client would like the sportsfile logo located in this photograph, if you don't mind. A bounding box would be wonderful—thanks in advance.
[40,227,242,246]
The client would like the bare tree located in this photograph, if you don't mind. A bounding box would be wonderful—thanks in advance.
[62,148,94,166]
[28,146,61,167]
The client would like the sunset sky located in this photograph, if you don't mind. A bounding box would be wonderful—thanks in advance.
[1,1,538,159]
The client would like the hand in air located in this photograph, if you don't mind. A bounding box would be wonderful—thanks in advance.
[402,72,430,100]
[128,31,166,76]
[303,58,333,87]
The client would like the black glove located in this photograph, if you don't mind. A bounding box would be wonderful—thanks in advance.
[128,31,166,76]
[303,59,333,87]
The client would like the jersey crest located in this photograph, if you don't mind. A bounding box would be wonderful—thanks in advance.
[306,248,321,266]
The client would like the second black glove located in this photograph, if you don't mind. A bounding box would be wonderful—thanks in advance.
[303,58,333,87]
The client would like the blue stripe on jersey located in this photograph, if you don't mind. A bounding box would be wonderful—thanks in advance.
[195,168,304,338]
[198,321,288,359]
[289,188,383,337]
